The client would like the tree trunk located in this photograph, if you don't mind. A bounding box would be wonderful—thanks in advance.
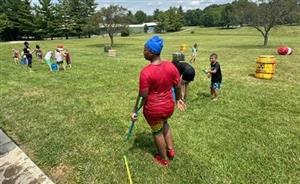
[263,32,269,46]
[51,36,53,40]
[65,34,69,40]
[109,33,114,47]
[88,33,91,38]
[255,26,269,47]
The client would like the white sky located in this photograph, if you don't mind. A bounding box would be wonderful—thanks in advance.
[32,0,234,15]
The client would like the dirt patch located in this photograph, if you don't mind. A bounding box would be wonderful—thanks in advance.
[23,88,47,97]
[50,163,73,184]
[23,91,42,97]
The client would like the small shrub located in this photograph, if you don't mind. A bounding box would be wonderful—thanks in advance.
[121,27,130,37]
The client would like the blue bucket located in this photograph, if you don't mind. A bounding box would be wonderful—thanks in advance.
[20,58,27,65]
[51,63,59,71]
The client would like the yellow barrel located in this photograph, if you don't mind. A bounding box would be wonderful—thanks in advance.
[255,55,276,79]
[180,44,187,52]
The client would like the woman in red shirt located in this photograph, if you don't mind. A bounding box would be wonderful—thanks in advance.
[131,36,186,166]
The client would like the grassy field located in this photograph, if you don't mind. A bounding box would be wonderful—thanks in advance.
[0,26,300,184]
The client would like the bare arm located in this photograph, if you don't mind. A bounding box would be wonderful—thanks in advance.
[132,93,145,114]
[181,82,189,100]
[209,69,217,74]
[175,81,186,111]
[131,93,146,122]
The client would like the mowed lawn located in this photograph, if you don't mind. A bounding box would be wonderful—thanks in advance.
[0,26,299,184]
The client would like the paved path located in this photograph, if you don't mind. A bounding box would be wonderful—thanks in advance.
[0,129,54,184]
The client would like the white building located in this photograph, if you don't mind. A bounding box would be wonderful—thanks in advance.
[128,22,158,33]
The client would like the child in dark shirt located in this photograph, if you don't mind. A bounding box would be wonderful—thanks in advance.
[207,53,222,101]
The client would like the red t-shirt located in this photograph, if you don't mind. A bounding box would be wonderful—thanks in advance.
[139,60,180,124]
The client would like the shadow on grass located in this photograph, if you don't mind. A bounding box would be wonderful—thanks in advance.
[217,27,239,30]
[86,43,135,48]
[248,73,256,78]
[218,44,269,49]
[128,132,156,155]
[188,92,211,103]
[197,92,211,98]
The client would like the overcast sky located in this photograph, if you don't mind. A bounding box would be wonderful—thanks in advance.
[32,0,234,15]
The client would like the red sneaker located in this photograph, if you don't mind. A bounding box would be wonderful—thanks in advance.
[154,154,169,166]
[167,149,175,160]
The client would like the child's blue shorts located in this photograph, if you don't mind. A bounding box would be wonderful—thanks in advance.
[211,82,221,90]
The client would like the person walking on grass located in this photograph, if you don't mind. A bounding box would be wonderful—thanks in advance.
[63,49,72,68]
[207,53,222,101]
[44,51,54,71]
[23,41,35,71]
[131,36,186,167]
[12,49,20,64]
[55,48,65,71]
[35,45,43,64]
[189,43,198,63]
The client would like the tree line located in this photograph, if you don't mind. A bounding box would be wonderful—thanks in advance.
[0,0,299,46]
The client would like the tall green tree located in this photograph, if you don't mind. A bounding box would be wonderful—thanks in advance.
[69,0,86,38]
[58,0,96,38]
[18,0,36,39]
[0,13,10,33]
[184,9,202,26]
[80,0,97,37]
[146,15,154,22]
[178,5,184,18]
[82,15,100,38]
[232,0,256,26]
[82,0,97,17]
[153,9,161,21]
[1,0,36,40]
[35,0,57,39]
[126,10,137,24]
[0,0,20,40]
[0,1,11,36]
[95,5,128,46]
[201,4,224,27]
[157,7,184,32]
[57,0,75,39]
[221,4,237,28]
[135,10,147,24]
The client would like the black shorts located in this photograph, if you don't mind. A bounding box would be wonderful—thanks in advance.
[182,67,195,82]
[57,61,63,64]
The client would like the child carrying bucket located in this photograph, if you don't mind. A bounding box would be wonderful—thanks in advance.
[131,36,186,166]
[45,51,56,72]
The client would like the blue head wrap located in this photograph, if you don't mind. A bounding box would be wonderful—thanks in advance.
[145,36,163,55]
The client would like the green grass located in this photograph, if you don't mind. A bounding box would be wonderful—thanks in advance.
[0,26,300,184]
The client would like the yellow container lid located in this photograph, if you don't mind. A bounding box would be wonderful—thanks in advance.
[257,55,276,63]
[259,55,275,58]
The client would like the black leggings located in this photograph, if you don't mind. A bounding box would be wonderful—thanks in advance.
[27,57,32,68]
